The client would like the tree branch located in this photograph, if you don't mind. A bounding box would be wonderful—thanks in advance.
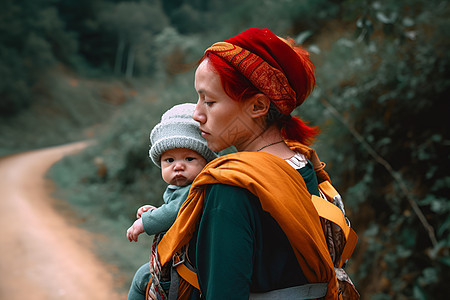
[320,98,438,247]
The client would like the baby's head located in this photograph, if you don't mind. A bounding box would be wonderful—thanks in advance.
[149,103,218,186]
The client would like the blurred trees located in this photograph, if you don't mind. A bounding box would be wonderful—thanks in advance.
[99,1,168,78]
[0,0,341,119]
[0,0,77,116]
[2,0,449,298]
[303,0,450,297]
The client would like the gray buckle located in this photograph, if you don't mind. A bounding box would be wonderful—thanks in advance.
[172,252,185,267]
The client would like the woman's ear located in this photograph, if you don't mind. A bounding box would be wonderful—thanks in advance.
[248,94,270,119]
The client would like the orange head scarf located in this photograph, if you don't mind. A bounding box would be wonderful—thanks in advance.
[205,27,316,116]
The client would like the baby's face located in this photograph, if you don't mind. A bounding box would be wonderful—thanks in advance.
[160,148,207,186]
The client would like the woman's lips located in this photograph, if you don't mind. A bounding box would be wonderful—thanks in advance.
[200,130,209,138]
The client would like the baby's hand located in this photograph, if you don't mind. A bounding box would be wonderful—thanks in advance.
[137,205,156,219]
[126,219,145,242]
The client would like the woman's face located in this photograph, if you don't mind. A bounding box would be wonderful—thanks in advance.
[193,59,255,152]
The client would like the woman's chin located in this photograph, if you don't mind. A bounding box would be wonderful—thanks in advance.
[206,142,220,153]
[209,144,227,153]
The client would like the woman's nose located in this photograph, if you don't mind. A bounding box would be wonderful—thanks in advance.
[193,101,205,124]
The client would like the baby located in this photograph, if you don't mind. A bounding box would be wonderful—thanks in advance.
[126,103,217,242]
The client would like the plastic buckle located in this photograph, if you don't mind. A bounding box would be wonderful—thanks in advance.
[172,252,185,267]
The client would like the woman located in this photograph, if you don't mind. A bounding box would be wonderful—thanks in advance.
[153,28,340,300]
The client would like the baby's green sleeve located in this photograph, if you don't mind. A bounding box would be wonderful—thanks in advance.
[141,184,191,235]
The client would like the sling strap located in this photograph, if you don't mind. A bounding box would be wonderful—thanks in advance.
[317,181,358,268]
[172,251,200,290]
[170,182,357,293]
[171,262,329,300]
[249,283,329,299]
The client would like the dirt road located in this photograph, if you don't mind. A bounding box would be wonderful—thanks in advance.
[0,142,126,300]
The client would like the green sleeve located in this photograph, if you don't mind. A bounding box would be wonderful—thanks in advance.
[141,185,190,235]
[195,184,255,299]
[300,161,320,196]
[194,164,318,299]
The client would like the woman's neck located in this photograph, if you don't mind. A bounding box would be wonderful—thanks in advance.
[237,125,295,159]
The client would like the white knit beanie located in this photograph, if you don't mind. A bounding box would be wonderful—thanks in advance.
[149,103,218,167]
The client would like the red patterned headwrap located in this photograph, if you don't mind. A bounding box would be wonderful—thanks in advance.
[205,28,316,116]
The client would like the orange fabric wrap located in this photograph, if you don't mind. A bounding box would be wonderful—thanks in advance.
[158,142,338,299]
[206,42,297,115]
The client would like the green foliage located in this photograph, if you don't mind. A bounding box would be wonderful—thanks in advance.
[2,0,449,297]
[0,0,78,116]
[98,0,169,77]
[47,99,163,289]
[48,74,198,289]
[48,84,192,219]
[0,71,119,155]
[307,0,450,298]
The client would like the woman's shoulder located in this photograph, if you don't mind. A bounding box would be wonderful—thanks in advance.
[209,151,294,174]
[202,183,262,226]
[205,183,258,210]
[207,183,254,198]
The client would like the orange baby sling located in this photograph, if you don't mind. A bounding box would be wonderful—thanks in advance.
[147,141,359,300]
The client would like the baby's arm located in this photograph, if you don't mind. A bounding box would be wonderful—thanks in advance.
[137,205,156,219]
[141,196,184,236]
[126,218,144,242]
[127,184,189,242]
[126,205,156,242]
[126,201,179,242]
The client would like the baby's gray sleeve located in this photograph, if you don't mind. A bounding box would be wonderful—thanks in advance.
[141,197,184,236]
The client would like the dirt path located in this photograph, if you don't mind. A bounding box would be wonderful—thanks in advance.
[0,142,127,300]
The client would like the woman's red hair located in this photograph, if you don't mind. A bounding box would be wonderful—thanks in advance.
[202,50,319,145]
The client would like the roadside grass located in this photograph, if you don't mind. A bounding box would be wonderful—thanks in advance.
[0,69,121,156]
[47,72,198,292]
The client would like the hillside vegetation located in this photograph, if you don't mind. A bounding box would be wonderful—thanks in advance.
[1,0,449,298]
